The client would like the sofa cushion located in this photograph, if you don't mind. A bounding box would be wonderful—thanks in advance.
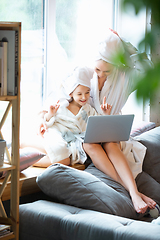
[19,200,160,240]
[134,126,160,184]
[36,163,141,220]
[0,147,45,179]
[136,171,160,206]
[85,163,160,211]
[130,121,156,137]
[19,147,45,171]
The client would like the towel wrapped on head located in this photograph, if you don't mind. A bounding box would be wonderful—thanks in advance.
[96,30,125,66]
[59,66,93,106]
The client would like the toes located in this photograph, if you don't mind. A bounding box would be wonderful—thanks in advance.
[136,203,148,214]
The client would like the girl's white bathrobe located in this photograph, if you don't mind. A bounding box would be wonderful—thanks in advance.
[44,103,98,165]
[44,103,146,179]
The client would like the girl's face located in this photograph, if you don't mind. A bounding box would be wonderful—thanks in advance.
[70,85,90,107]
[94,60,113,81]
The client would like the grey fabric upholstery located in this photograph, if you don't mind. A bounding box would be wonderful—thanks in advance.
[19,127,160,240]
[36,163,140,219]
[135,126,160,184]
[136,171,160,206]
[85,163,160,208]
[19,200,160,240]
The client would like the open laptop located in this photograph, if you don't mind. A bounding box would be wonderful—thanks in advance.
[84,114,134,143]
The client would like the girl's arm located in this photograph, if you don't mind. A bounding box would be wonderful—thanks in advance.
[43,101,60,128]
[44,101,60,122]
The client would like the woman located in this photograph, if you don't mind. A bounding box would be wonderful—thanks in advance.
[82,29,154,214]
[88,28,152,115]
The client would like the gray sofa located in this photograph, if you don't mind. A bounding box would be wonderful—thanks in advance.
[19,127,160,240]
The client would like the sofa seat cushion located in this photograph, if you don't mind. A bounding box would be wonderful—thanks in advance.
[37,163,141,219]
[19,200,160,240]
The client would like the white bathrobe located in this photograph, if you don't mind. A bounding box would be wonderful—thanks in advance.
[89,38,153,115]
[86,40,152,178]
[44,103,98,165]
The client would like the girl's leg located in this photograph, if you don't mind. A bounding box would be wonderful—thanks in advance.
[103,142,156,213]
[43,128,71,166]
[20,133,47,153]
[33,155,70,168]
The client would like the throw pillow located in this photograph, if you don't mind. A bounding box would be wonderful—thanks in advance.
[36,163,141,220]
[0,147,45,179]
[130,121,156,137]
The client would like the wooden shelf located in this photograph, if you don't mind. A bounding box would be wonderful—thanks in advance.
[0,164,16,172]
[0,96,17,101]
[0,233,14,240]
[0,21,21,240]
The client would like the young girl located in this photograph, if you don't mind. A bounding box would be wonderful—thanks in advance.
[43,66,112,166]
[43,66,156,215]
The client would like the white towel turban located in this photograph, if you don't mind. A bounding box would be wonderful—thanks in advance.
[60,66,93,106]
[96,30,125,65]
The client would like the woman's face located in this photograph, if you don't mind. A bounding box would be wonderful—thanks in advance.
[94,60,113,81]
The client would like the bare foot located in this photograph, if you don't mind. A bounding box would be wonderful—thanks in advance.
[131,193,148,214]
[140,193,156,209]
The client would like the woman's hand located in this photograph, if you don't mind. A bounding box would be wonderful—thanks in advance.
[101,96,112,115]
[109,28,119,37]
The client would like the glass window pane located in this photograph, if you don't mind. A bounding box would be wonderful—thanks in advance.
[46,0,114,97]
[0,0,44,141]
[56,0,113,64]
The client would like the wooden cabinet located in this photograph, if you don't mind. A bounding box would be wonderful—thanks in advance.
[0,22,21,240]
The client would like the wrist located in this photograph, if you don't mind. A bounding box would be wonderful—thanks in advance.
[44,113,52,122]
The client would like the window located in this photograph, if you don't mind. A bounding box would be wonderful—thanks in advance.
[45,0,114,98]
[0,0,45,142]
[0,0,149,146]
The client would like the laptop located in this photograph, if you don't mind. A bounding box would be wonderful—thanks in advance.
[84,114,134,143]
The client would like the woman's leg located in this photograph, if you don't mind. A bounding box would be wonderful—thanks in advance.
[83,143,122,184]
[103,142,156,213]
[83,142,156,214]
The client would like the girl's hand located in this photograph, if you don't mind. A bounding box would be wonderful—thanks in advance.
[39,122,48,137]
[48,100,60,118]
[101,96,112,115]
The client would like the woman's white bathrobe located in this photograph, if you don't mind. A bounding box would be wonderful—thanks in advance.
[44,103,146,178]
[89,39,153,115]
